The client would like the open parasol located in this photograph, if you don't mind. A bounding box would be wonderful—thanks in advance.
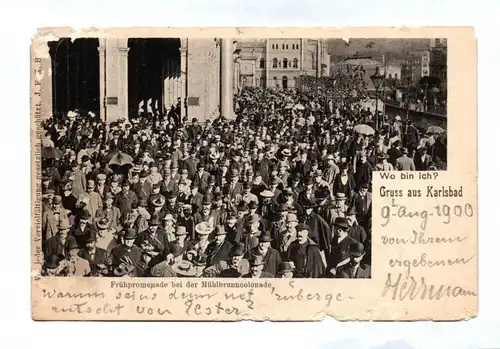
[41,146,62,159]
[425,125,445,134]
[108,151,134,167]
[353,124,375,135]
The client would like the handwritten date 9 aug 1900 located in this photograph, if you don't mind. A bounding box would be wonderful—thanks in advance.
[380,198,474,230]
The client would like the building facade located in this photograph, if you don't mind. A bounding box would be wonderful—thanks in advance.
[235,39,330,90]
[400,50,431,85]
[429,38,447,88]
[40,37,236,123]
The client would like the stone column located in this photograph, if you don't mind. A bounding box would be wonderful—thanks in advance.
[41,43,53,120]
[99,38,129,124]
[98,38,106,121]
[233,59,240,94]
[117,45,129,121]
[179,38,188,119]
[220,38,234,119]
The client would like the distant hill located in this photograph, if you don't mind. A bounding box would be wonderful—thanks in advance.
[327,39,432,63]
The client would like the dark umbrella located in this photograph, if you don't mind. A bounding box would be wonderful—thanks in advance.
[108,151,134,175]
[109,151,134,167]
[41,147,62,159]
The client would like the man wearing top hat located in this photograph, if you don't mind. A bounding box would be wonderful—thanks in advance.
[76,180,103,219]
[269,203,289,244]
[300,197,331,257]
[344,207,368,246]
[203,242,250,278]
[336,242,371,279]
[224,168,243,203]
[286,223,325,278]
[70,210,97,248]
[194,195,214,225]
[191,159,210,193]
[135,213,169,258]
[326,217,358,276]
[324,154,340,193]
[110,228,143,269]
[205,225,234,267]
[78,232,108,275]
[46,218,78,262]
[56,239,91,276]
[43,194,72,242]
[332,164,356,201]
[239,181,258,206]
[187,183,204,214]
[349,183,372,231]
[245,231,281,277]
[95,192,122,232]
[241,254,274,278]
[396,147,416,171]
[115,179,138,218]
[132,170,152,202]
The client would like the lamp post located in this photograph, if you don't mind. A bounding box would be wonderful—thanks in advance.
[370,66,384,131]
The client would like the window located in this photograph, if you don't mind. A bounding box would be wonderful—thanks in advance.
[292,44,295,49]
[278,60,281,68]
[273,77,278,87]
[273,58,278,68]
[260,76,265,88]
[260,58,265,69]
[286,44,289,49]
[282,76,288,89]
[272,44,275,49]
[283,58,288,68]
[282,44,285,50]
[293,77,297,87]
[293,58,298,68]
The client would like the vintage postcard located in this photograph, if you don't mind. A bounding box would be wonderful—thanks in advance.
[31,27,477,321]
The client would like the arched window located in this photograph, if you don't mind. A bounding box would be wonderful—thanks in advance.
[286,44,289,49]
[273,76,278,88]
[293,58,298,68]
[293,77,297,88]
[260,58,265,69]
[260,76,265,88]
[282,44,285,50]
[282,76,288,90]
[272,44,275,49]
[273,58,278,68]
[283,58,288,68]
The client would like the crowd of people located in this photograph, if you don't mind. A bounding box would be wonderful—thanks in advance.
[39,85,446,279]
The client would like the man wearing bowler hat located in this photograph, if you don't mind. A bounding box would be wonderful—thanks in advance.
[43,194,71,242]
[115,179,139,218]
[287,223,325,278]
[336,242,371,279]
[46,218,78,261]
[95,192,122,231]
[205,225,234,267]
[56,239,91,276]
[76,180,102,219]
[203,242,250,278]
[242,254,274,278]
[78,232,108,274]
[344,206,368,246]
[135,213,169,258]
[70,209,97,248]
[326,217,357,277]
[245,231,281,277]
[110,228,143,269]
[396,147,416,171]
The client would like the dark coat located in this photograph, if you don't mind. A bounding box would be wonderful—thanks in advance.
[70,222,98,248]
[134,229,170,255]
[246,247,281,277]
[205,240,233,267]
[45,235,77,261]
[110,244,143,268]
[241,271,274,278]
[332,173,356,200]
[78,247,108,272]
[327,235,357,271]
[115,190,138,218]
[303,212,331,253]
[287,238,325,278]
[336,262,371,279]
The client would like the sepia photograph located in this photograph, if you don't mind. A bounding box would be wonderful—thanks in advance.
[38,36,448,280]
